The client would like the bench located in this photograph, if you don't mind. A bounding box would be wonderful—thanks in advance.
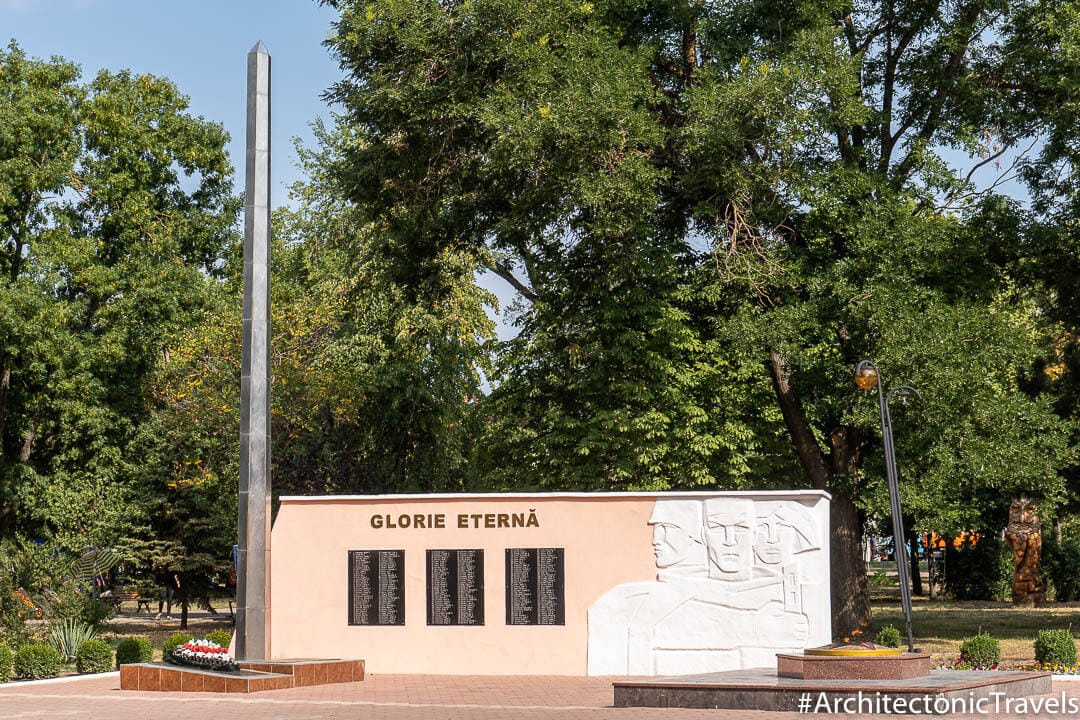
[102,589,153,614]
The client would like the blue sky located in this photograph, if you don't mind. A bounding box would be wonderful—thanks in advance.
[2,0,341,209]
[2,0,522,335]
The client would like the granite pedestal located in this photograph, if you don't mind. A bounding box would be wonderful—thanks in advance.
[777,651,932,680]
[613,668,1053,712]
[119,658,364,693]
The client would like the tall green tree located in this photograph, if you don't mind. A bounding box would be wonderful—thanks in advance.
[0,42,238,551]
[320,0,1077,633]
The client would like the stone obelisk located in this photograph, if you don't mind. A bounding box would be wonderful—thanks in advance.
[237,40,271,661]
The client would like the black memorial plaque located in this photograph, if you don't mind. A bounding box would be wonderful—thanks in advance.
[426,549,484,626]
[348,550,405,626]
[505,548,565,625]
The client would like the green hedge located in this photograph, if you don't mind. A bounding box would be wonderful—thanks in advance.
[75,638,113,674]
[1034,629,1078,667]
[0,643,13,683]
[115,636,154,667]
[1042,536,1080,601]
[205,629,233,649]
[944,538,1011,601]
[163,632,194,657]
[14,643,62,680]
[875,624,901,648]
[959,632,1001,668]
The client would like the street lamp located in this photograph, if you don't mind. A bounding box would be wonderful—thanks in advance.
[855,360,921,653]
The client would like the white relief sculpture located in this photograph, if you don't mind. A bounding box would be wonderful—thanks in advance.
[704,498,757,580]
[587,495,830,676]
[651,500,708,579]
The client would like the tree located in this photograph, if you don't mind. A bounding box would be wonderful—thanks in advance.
[319,0,1076,634]
[0,42,238,553]
[271,126,497,494]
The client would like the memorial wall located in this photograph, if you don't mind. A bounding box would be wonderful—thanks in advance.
[269,491,831,675]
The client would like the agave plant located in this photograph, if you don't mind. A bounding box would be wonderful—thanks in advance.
[50,618,96,664]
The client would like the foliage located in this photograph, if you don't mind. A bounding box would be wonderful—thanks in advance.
[943,537,1012,602]
[959,632,1002,669]
[205,629,233,649]
[74,638,113,674]
[13,643,62,680]
[875,625,901,649]
[162,632,194,657]
[0,537,114,633]
[271,128,497,494]
[0,642,12,682]
[115,636,154,666]
[49,618,95,664]
[1043,535,1080,602]
[0,41,238,566]
[319,0,1079,634]
[1034,629,1078,667]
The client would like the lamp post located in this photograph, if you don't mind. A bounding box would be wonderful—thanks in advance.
[855,360,921,653]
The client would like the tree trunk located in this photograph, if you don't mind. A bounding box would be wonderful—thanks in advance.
[908,529,923,596]
[829,492,872,638]
[768,352,871,639]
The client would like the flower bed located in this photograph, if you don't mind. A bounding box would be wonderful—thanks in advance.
[167,639,239,672]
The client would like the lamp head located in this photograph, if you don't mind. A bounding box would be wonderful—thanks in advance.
[854,361,879,391]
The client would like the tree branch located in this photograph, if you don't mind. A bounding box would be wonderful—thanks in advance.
[486,259,538,303]
[767,350,831,490]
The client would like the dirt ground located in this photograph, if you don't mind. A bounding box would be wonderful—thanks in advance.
[97,608,235,658]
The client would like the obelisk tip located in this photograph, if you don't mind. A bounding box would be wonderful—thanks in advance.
[250,40,269,55]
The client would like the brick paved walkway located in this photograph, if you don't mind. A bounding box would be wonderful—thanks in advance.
[0,672,1076,719]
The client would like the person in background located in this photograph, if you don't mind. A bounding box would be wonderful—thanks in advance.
[155,568,181,619]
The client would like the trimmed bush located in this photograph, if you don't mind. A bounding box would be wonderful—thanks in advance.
[0,643,13,683]
[115,636,154,666]
[875,624,902,648]
[205,630,233,649]
[1034,629,1078,667]
[75,638,113,674]
[14,643,62,680]
[959,632,1001,668]
[163,632,194,657]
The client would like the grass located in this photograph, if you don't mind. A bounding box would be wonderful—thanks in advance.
[871,600,1080,667]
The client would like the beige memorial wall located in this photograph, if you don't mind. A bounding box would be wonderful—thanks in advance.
[269,490,831,675]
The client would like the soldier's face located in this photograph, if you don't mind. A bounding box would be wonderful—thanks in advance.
[705,503,754,575]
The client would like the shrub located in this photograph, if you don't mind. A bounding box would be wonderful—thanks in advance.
[944,537,1012,601]
[75,638,113,674]
[959,632,1001,668]
[50,618,96,663]
[163,632,194,657]
[14,643,62,680]
[875,624,902,648]
[205,630,233,649]
[0,642,13,682]
[1034,629,1078,667]
[1042,536,1080,602]
[115,636,154,666]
